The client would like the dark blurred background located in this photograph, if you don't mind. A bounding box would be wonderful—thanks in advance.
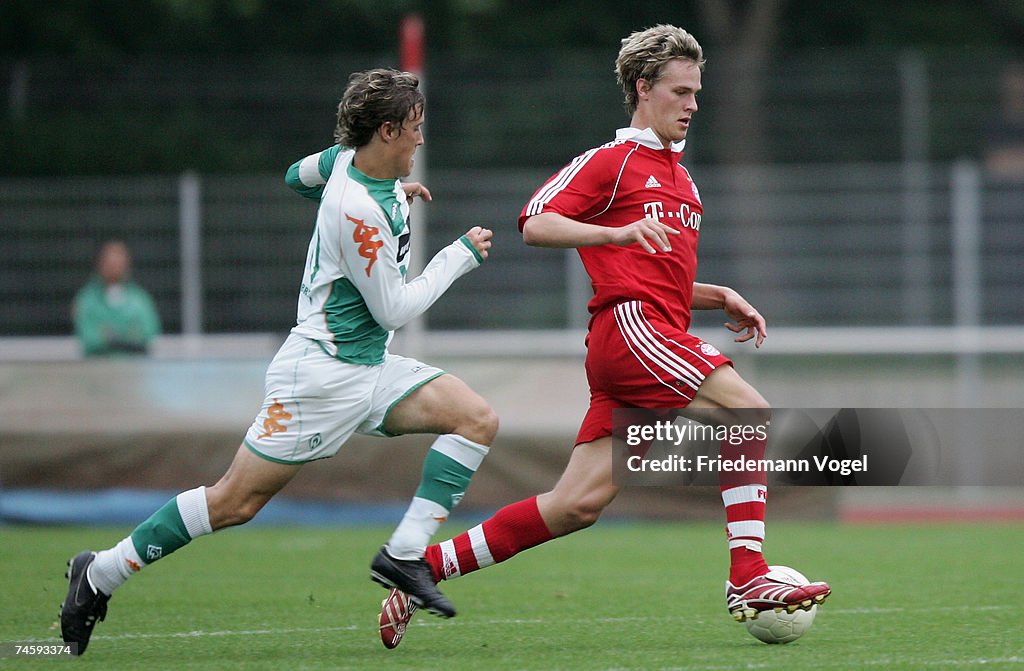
[2,0,1023,522]
[3,0,1024,335]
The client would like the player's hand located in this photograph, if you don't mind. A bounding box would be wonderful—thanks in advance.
[402,181,432,204]
[609,217,680,254]
[722,291,767,348]
[465,226,493,260]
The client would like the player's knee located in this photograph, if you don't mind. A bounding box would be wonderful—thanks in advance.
[456,402,499,446]
[478,404,500,443]
[746,395,771,425]
[731,389,771,425]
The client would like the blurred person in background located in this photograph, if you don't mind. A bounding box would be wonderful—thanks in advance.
[72,239,161,356]
[985,63,1024,180]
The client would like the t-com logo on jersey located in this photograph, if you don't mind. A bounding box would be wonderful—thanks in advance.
[644,201,701,231]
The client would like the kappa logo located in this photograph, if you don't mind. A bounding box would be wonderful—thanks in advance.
[125,558,142,573]
[347,213,383,276]
[645,175,662,188]
[258,399,292,439]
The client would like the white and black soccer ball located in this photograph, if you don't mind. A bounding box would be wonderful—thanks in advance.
[744,566,817,644]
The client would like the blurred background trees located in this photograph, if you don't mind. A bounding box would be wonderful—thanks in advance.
[2,0,1023,175]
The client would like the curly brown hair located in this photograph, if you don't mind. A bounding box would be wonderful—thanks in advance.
[334,68,424,148]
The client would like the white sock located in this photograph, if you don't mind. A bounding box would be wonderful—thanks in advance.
[176,486,213,539]
[88,537,144,596]
[87,486,212,596]
[386,497,452,560]
[386,435,489,560]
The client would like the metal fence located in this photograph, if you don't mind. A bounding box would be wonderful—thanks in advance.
[2,159,1022,339]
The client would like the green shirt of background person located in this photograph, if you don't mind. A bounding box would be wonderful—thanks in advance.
[73,240,162,356]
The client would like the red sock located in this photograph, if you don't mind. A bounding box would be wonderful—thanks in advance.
[720,435,770,584]
[425,496,554,582]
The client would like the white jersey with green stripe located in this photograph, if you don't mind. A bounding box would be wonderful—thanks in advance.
[285,145,484,365]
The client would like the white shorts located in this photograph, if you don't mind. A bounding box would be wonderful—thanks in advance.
[243,333,444,464]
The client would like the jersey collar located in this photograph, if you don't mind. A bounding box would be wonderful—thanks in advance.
[616,127,686,153]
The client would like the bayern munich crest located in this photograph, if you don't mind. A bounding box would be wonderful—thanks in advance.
[699,342,720,357]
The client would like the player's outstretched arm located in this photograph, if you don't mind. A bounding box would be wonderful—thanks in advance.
[693,282,767,348]
[341,215,491,332]
[461,225,491,259]
[522,212,678,253]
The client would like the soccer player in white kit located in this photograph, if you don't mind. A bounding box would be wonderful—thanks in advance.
[61,68,495,655]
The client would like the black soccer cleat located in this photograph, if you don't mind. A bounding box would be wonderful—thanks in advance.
[60,551,110,655]
[370,546,456,618]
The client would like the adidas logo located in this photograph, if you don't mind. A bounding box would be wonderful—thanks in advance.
[645,175,661,188]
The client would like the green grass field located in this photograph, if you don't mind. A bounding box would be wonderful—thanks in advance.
[2,521,1022,670]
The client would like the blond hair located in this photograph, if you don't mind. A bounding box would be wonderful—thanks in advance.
[615,25,705,115]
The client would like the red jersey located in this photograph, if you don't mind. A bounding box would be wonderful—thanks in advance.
[519,127,703,331]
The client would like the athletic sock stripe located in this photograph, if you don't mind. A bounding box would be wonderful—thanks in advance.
[615,303,702,391]
[430,434,489,471]
[454,530,481,574]
[467,524,495,569]
[721,484,767,507]
[438,539,461,578]
[729,539,764,552]
[727,521,765,541]
[725,502,766,524]
[176,486,212,539]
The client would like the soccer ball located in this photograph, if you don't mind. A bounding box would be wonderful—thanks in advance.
[743,566,817,644]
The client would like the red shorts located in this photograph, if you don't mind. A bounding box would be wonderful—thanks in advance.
[576,300,732,445]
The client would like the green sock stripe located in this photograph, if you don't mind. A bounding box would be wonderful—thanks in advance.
[415,450,475,510]
[130,497,192,564]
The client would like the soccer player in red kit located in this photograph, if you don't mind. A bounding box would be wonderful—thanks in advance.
[378,24,830,648]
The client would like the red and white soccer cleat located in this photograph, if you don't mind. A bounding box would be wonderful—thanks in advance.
[379,588,419,649]
[725,567,831,622]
